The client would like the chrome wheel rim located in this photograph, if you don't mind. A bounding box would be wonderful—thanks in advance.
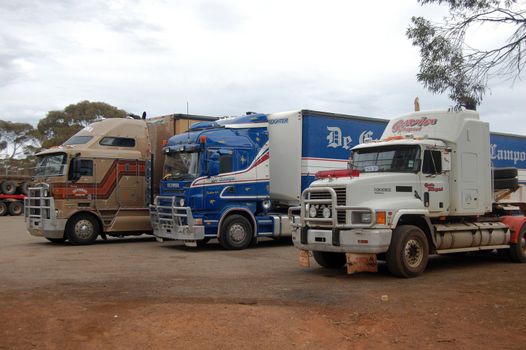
[521,236,526,255]
[74,219,94,240]
[404,238,424,268]
[229,223,247,243]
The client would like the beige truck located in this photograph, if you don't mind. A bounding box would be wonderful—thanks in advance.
[24,113,216,244]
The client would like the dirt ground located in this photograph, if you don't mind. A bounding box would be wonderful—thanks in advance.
[1,216,525,349]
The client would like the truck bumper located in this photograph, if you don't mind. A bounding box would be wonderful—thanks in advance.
[152,223,205,241]
[26,218,67,239]
[150,197,205,242]
[292,227,392,254]
[24,187,67,239]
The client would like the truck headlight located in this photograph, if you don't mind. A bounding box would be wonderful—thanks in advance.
[179,198,185,207]
[309,205,317,218]
[361,212,372,223]
[262,200,271,210]
[322,206,331,218]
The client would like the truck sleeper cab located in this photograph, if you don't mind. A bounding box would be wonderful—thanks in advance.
[291,110,526,277]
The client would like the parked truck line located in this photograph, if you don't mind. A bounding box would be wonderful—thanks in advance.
[149,110,388,249]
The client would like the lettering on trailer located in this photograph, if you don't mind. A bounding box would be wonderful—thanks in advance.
[490,144,526,165]
[392,117,437,133]
[268,118,289,125]
[327,127,352,150]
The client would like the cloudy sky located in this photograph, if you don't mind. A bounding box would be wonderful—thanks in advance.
[1,0,525,133]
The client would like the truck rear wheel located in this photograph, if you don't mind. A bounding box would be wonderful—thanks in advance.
[509,226,526,263]
[8,201,23,216]
[386,225,429,278]
[219,214,253,250]
[66,214,100,245]
[312,251,346,269]
[0,202,7,216]
[1,181,17,195]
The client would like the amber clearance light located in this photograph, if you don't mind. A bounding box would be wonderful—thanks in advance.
[315,169,360,179]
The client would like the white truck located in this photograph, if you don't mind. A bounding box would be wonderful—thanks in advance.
[290,109,526,277]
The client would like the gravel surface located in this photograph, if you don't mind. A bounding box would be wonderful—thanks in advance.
[1,216,525,349]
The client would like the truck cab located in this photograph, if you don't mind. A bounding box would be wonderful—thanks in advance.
[150,113,271,249]
[25,118,151,243]
[292,110,526,277]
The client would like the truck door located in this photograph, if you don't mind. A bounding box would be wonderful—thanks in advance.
[420,149,449,215]
[116,160,143,208]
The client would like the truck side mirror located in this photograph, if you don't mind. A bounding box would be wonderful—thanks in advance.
[69,157,82,182]
[208,152,220,177]
[442,152,451,172]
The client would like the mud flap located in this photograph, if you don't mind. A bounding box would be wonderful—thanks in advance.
[299,249,311,267]
[346,253,377,274]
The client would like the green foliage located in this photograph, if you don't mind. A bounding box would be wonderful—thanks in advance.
[37,100,127,148]
[407,0,525,108]
[0,120,39,160]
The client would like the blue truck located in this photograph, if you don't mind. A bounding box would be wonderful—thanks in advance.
[149,110,387,249]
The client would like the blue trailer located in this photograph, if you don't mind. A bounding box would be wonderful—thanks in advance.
[149,110,387,249]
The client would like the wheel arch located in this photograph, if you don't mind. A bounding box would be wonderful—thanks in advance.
[394,213,435,252]
[217,208,257,238]
[66,210,104,236]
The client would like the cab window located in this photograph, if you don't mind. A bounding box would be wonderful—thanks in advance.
[422,150,442,174]
[100,137,135,147]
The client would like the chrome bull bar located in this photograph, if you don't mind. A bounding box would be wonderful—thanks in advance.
[288,187,376,229]
[149,195,204,241]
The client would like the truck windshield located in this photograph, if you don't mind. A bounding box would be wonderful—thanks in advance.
[163,152,199,180]
[353,145,420,173]
[35,153,67,176]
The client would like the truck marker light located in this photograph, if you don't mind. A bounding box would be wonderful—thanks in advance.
[376,211,386,225]
[358,240,368,244]
[315,169,360,179]
[195,218,203,225]
[200,135,207,144]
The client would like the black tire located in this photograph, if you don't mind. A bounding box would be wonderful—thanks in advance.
[494,177,519,190]
[66,213,100,245]
[1,180,17,195]
[219,214,253,250]
[493,167,518,179]
[509,225,526,263]
[0,202,7,216]
[386,225,429,278]
[312,251,346,269]
[19,182,29,195]
[46,237,66,243]
[8,201,23,216]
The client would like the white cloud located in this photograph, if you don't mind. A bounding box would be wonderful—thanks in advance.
[0,0,524,134]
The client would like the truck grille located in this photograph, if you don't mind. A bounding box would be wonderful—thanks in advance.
[308,187,346,224]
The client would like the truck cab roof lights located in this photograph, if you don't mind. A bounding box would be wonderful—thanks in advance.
[200,135,206,144]
[315,169,360,179]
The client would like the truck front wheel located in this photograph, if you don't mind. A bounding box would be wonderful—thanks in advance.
[66,214,100,245]
[219,214,253,250]
[509,226,526,263]
[386,225,429,278]
[312,251,346,269]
